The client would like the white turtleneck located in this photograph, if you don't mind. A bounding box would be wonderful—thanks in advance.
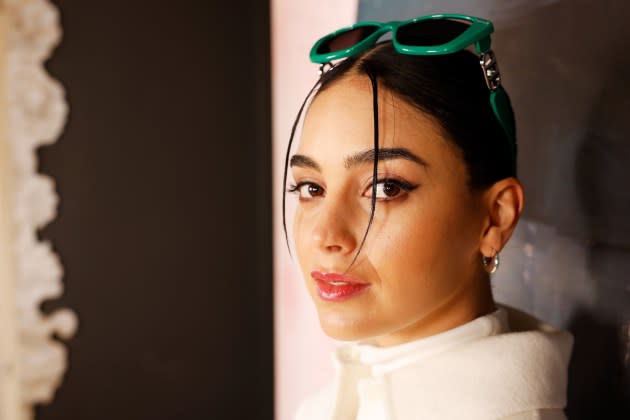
[295,304,573,420]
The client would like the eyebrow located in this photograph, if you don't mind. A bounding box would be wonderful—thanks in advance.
[289,154,321,171]
[344,147,428,169]
[290,148,428,172]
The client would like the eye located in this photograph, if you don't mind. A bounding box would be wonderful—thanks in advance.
[376,181,401,198]
[364,179,418,200]
[287,182,325,200]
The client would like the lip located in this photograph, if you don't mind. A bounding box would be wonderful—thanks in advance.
[311,270,370,302]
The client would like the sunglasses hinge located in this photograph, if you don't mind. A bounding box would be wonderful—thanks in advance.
[318,62,335,75]
[480,50,501,90]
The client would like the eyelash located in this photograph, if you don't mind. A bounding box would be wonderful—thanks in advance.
[286,182,324,200]
[287,178,419,201]
[367,178,419,199]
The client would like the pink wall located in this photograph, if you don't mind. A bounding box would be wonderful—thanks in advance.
[271,2,358,420]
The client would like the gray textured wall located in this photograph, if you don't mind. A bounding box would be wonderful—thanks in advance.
[358,0,629,417]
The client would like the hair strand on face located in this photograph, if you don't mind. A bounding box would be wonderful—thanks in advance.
[345,68,379,273]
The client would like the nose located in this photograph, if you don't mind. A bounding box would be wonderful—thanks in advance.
[311,196,358,255]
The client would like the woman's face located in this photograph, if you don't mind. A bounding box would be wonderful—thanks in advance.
[289,76,488,346]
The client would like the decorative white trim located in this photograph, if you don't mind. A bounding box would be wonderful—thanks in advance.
[3,0,77,418]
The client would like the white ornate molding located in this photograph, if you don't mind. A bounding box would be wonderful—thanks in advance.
[1,0,77,418]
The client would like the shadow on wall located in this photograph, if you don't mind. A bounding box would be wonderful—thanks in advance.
[572,45,630,418]
[567,312,629,418]
[502,1,630,417]
[484,1,630,416]
[502,0,630,417]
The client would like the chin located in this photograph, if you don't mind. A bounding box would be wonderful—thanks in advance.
[317,308,376,341]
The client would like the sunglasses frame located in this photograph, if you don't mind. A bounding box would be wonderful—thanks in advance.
[309,13,516,171]
[310,14,493,62]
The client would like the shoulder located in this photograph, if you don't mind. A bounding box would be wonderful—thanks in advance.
[494,303,574,378]
[386,305,573,419]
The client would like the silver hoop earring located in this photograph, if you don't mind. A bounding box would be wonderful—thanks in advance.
[482,250,500,274]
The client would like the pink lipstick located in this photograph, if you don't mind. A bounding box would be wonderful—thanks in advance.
[311,270,370,302]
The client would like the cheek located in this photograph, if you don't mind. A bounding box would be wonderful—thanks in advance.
[367,193,479,284]
[293,208,306,254]
[293,207,314,269]
[366,218,437,285]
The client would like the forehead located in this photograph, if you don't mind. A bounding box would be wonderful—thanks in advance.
[298,75,451,160]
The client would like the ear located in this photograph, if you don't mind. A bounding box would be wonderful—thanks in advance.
[479,177,525,258]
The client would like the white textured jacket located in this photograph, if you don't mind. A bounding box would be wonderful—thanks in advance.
[295,304,573,420]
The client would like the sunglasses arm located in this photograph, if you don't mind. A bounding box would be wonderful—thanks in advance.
[474,35,492,55]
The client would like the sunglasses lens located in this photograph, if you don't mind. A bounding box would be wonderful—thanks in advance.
[316,26,380,54]
[397,18,471,47]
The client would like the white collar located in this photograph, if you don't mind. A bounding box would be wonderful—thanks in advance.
[334,307,509,376]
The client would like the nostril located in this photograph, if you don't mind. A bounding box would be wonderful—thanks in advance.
[326,244,343,252]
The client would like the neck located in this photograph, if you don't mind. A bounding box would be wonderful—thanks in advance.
[374,274,496,347]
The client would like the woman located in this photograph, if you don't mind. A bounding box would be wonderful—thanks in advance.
[283,14,573,420]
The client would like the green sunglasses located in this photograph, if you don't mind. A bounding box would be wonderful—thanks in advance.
[310,13,516,168]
